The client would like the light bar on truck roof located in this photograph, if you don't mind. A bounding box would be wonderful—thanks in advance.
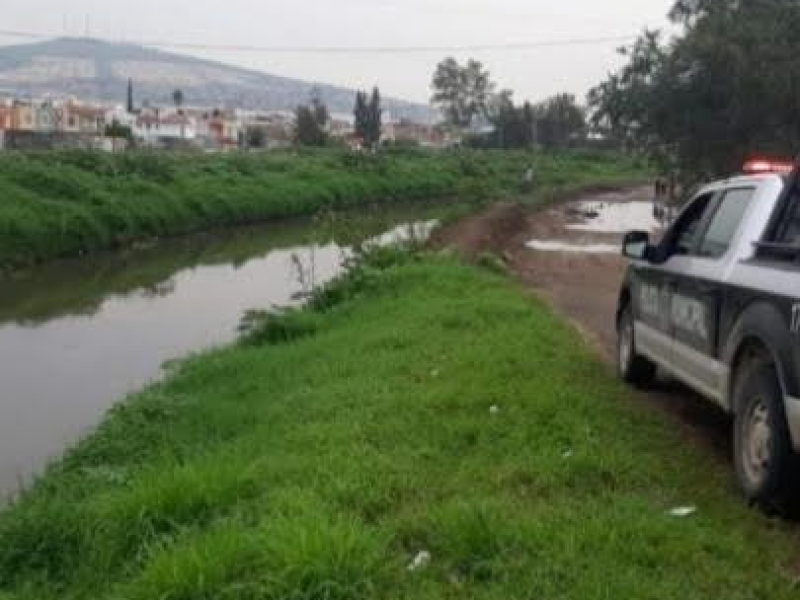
[742,159,795,175]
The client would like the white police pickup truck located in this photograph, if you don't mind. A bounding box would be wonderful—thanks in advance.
[617,160,800,505]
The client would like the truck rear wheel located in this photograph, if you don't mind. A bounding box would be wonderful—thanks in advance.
[617,305,656,388]
[733,360,794,507]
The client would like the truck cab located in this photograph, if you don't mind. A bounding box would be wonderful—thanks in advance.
[616,161,800,506]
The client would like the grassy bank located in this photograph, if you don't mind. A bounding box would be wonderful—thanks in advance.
[0,148,644,268]
[0,250,797,599]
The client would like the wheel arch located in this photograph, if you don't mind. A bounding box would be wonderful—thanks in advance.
[723,301,800,415]
[616,286,632,326]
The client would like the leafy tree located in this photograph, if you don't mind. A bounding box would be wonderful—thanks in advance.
[246,126,267,149]
[105,119,133,141]
[534,94,586,149]
[480,91,583,150]
[589,0,800,180]
[353,87,383,149]
[484,90,536,149]
[104,119,134,153]
[172,89,185,111]
[295,93,329,147]
[126,78,134,114]
[366,87,383,148]
[431,57,495,128]
[354,91,369,141]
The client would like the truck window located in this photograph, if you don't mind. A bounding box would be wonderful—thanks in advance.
[697,188,755,258]
[778,190,800,245]
[659,192,716,259]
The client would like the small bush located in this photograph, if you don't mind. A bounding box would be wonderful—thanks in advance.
[309,246,412,312]
[240,309,322,346]
[476,252,508,274]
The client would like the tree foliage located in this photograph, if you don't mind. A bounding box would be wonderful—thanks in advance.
[354,87,383,149]
[431,57,495,128]
[476,91,585,150]
[104,120,133,141]
[535,94,586,149]
[127,79,135,114]
[295,94,330,147]
[172,89,184,110]
[354,92,368,140]
[483,91,535,149]
[589,0,800,179]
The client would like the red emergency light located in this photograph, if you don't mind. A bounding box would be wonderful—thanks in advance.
[742,159,795,175]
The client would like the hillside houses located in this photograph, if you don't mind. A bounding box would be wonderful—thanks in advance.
[0,99,108,150]
[384,118,451,148]
[0,97,295,151]
[0,95,443,151]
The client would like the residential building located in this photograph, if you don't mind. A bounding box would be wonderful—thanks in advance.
[384,119,449,148]
[59,102,106,135]
[0,104,12,131]
[11,102,35,132]
[134,109,197,148]
[34,101,59,133]
[197,109,241,151]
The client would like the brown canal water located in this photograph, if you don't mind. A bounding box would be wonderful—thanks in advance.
[0,205,448,500]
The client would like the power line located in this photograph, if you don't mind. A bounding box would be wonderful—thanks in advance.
[0,29,636,55]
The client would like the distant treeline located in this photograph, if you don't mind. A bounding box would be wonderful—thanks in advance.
[0,148,645,269]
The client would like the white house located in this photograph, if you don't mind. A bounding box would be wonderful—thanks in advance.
[133,110,197,147]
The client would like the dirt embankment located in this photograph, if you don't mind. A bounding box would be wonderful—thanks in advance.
[432,187,646,357]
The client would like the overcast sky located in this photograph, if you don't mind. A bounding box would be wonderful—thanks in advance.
[1,0,675,104]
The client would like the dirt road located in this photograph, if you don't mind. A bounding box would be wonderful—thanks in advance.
[432,186,733,460]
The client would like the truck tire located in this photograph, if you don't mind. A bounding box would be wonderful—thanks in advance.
[617,304,656,388]
[733,360,794,507]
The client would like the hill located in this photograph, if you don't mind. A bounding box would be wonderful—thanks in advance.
[0,37,434,122]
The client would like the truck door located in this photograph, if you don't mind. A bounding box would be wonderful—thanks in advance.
[632,192,719,367]
[668,187,756,401]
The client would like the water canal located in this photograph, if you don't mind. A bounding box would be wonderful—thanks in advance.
[0,204,450,498]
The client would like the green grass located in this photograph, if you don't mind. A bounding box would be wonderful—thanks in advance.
[0,249,797,599]
[0,148,645,269]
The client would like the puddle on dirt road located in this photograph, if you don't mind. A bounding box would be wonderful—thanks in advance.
[566,200,661,233]
[525,240,620,254]
[0,209,443,501]
[526,196,661,255]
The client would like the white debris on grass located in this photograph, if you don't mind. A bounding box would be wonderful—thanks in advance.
[489,405,500,415]
[562,449,573,459]
[368,220,440,247]
[668,506,697,518]
[408,550,431,572]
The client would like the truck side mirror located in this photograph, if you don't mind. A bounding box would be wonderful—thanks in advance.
[622,230,652,261]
